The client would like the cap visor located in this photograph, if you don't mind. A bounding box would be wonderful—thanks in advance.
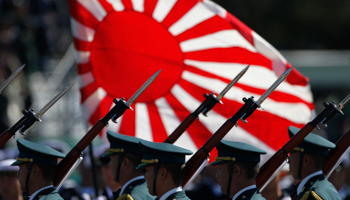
[102,151,117,157]
[209,159,227,166]
[10,160,27,166]
[136,162,152,169]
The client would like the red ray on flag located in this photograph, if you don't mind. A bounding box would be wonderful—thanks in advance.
[69,0,314,161]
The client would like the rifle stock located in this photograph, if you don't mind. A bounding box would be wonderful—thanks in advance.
[0,131,13,148]
[256,123,314,189]
[323,129,350,176]
[182,119,237,186]
[182,96,256,187]
[0,109,38,148]
[256,97,347,190]
[53,70,160,187]
[164,114,197,143]
[53,100,126,187]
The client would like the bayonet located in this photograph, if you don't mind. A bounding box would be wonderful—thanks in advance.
[37,83,73,118]
[216,65,250,100]
[338,94,350,110]
[126,69,161,106]
[0,83,73,148]
[257,67,292,106]
[0,64,25,94]
[240,68,293,123]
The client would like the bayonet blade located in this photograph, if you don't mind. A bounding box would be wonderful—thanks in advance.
[257,67,293,105]
[0,64,26,94]
[126,69,161,105]
[217,65,250,100]
[37,83,73,118]
[338,94,350,110]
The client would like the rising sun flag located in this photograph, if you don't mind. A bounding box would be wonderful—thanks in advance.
[69,0,314,160]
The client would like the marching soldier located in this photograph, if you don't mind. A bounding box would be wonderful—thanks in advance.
[137,141,193,200]
[11,138,65,200]
[288,126,341,200]
[0,159,23,200]
[210,140,266,200]
[103,131,154,200]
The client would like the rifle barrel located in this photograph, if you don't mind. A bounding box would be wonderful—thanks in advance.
[323,129,350,176]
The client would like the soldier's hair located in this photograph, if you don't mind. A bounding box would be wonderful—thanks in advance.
[231,162,260,180]
[159,163,185,186]
[27,163,57,182]
[124,153,145,173]
[308,153,327,170]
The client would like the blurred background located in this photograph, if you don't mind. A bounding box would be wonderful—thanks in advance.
[0,0,349,197]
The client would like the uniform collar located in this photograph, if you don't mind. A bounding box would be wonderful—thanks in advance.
[297,170,323,194]
[232,185,256,200]
[29,185,54,200]
[160,186,182,200]
[119,176,144,196]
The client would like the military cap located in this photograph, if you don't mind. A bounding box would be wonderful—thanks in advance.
[11,138,65,166]
[210,140,266,165]
[137,141,193,169]
[289,126,335,156]
[0,159,19,176]
[103,131,148,157]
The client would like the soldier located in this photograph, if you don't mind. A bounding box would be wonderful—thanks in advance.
[288,126,341,200]
[11,138,65,200]
[0,159,23,200]
[103,131,154,200]
[137,141,193,200]
[210,140,266,200]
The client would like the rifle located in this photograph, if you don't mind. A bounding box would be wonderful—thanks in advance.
[0,83,73,148]
[256,94,350,191]
[182,68,293,188]
[0,64,25,94]
[164,65,250,144]
[323,129,350,177]
[53,70,160,188]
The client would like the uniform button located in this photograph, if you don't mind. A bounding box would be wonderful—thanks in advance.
[242,195,246,199]
[310,182,314,185]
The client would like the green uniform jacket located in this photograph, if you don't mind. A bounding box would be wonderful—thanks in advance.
[296,174,341,200]
[165,191,190,200]
[234,188,266,200]
[32,186,63,200]
[116,179,155,200]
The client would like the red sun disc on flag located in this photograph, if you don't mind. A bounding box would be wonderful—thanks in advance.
[90,11,184,101]
[69,0,314,161]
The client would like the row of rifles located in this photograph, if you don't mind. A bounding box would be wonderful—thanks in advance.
[0,64,349,197]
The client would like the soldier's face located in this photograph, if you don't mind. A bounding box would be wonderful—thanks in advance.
[109,154,119,182]
[144,165,155,195]
[17,164,27,192]
[289,152,301,180]
[216,163,229,195]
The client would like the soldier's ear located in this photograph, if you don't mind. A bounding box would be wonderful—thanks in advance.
[158,167,167,181]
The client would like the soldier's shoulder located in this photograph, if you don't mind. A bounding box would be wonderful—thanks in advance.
[301,179,341,200]
[39,192,64,200]
[129,183,155,200]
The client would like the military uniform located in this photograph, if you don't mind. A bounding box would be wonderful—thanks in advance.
[232,186,264,200]
[11,139,65,200]
[210,140,266,200]
[103,131,154,200]
[288,126,341,200]
[137,141,193,200]
[30,186,63,200]
[117,177,152,200]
